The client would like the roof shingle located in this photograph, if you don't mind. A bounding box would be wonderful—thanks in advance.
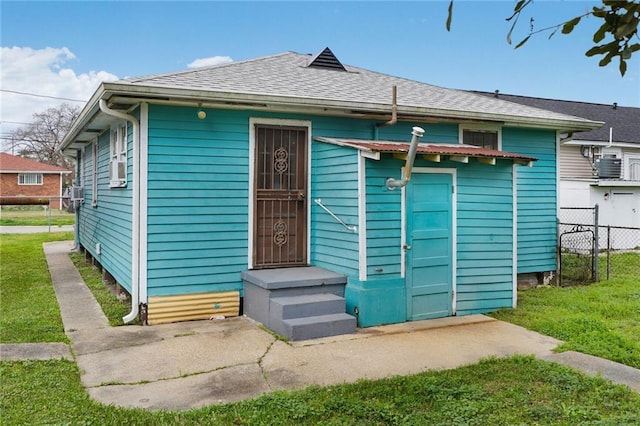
[472,91,639,144]
[122,51,599,127]
[0,152,71,173]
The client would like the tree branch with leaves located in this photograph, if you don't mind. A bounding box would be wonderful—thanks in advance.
[4,103,80,174]
[447,0,639,76]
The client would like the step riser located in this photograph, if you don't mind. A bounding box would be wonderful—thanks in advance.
[283,316,356,341]
[270,298,345,320]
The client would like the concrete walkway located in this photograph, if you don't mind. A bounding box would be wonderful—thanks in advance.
[0,225,74,233]
[2,240,638,411]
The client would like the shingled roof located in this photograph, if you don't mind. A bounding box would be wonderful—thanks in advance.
[472,91,639,145]
[121,50,598,128]
[62,49,604,151]
[0,152,71,173]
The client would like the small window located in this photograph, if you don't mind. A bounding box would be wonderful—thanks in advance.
[462,129,499,150]
[628,157,640,181]
[109,122,127,187]
[18,173,43,185]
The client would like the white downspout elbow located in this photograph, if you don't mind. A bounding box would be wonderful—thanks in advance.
[99,99,140,324]
[386,126,425,190]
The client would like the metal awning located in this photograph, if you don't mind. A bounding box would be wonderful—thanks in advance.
[313,136,537,167]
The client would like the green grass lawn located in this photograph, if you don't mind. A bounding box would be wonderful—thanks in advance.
[0,232,73,343]
[2,233,640,424]
[70,253,131,326]
[492,275,640,369]
[2,356,639,425]
[0,206,75,226]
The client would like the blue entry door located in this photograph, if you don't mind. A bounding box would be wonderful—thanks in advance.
[405,172,454,320]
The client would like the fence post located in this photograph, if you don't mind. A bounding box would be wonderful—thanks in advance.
[607,225,611,280]
[593,204,599,282]
[47,198,52,232]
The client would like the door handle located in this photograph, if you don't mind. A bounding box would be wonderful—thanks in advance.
[296,192,305,201]
[403,244,411,250]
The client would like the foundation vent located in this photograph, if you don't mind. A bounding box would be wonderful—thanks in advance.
[147,291,240,325]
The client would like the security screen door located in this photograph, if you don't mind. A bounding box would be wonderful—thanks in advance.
[254,125,308,268]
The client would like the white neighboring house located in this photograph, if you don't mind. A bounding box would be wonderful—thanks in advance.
[474,92,639,249]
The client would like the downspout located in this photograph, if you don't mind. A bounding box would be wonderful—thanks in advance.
[99,99,140,324]
[386,126,425,190]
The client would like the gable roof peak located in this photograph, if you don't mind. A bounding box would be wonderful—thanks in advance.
[306,47,346,71]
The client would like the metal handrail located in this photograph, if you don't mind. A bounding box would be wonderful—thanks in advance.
[314,199,357,233]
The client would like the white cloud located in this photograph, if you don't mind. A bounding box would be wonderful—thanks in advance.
[0,46,119,140]
[187,55,233,69]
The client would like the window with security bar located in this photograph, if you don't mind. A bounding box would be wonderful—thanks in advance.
[462,129,499,150]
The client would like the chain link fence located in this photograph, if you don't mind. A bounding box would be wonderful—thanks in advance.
[558,206,640,285]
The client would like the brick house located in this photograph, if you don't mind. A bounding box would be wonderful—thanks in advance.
[0,152,72,209]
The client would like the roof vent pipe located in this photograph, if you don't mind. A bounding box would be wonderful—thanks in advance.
[386,126,425,190]
[376,85,397,127]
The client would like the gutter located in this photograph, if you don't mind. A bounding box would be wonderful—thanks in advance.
[101,82,603,130]
[98,99,141,324]
[61,81,603,152]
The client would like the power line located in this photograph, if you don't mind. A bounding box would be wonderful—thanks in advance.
[0,89,87,103]
[1,120,33,126]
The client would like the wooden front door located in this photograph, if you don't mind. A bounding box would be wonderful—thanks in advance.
[406,172,454,320]
[254,125,308,268]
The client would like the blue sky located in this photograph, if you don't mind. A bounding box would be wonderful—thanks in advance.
[1,1,639,138]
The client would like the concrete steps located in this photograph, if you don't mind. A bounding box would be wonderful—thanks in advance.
[270,293,346,320]
[241,267,356,341]
[282,313,357,341]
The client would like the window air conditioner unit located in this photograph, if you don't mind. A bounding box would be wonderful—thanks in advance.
[110,160,127,187]
[595,157,622,179]
[70,186,84,201]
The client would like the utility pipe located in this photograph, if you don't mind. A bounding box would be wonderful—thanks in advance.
[386,126,425,190]
[99,99,140,324]
[376,85,397,128]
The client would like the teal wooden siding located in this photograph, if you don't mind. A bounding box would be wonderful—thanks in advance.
[310,142,359,276]
[142,110,456,297]
[502,128,557,273]
[364,158,403,278]
[363,122,459,280]
[454,161,514,314]
[146,105,249,296]
[309,121,458,278]
[361,157,515,319]
[77,125,133,292]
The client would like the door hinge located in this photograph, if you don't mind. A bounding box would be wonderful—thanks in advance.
[452,185,455,194]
